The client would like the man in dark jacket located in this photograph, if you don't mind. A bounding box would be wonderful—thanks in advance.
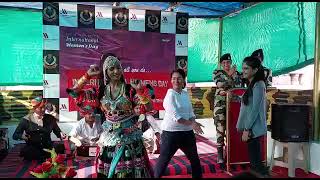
[13,97,67,161]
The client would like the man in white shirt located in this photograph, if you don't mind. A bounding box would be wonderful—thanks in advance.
[69,113,103,146]
[66,87,103,155]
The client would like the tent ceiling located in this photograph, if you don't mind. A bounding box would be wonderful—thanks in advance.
[0,2,254,18]
[121,2,250,17]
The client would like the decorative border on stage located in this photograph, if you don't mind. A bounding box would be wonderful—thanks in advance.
[42,2,189,121]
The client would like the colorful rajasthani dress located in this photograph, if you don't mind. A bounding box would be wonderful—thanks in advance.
[96,83,153,178]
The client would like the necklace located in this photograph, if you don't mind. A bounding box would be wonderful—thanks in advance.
[109,83,123,101]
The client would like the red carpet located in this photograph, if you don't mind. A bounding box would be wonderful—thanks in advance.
[164,173,232,178]
[0,137,319,178]
[164,167,319,178]
[270,166,320,178]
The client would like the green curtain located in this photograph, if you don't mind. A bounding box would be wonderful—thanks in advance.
[222,2,316,76]
[188,2,316,83]
[0,8,43,86]
[188,18,220,83]
[0,3,317,85]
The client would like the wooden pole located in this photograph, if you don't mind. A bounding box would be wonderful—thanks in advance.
[312,2,320,141]
[218,17,223,69]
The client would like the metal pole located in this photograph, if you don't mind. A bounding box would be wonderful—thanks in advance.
[223,2,261,18]
[218,17,223,69]
[312,2,320,141]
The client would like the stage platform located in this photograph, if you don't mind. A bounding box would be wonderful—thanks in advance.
[0,135,251,178]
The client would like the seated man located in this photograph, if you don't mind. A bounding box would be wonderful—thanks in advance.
[12,97,67,161]
[143,114,161,154]
[66,87,103,157]
[69,112,103,147]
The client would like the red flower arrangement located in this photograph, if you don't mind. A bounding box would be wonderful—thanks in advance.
[30,148,77,178]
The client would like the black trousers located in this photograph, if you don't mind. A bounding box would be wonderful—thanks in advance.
[247,136,268,175]
[154,130,202,178]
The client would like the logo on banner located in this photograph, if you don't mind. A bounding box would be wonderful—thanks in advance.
[114,12,128,26]
[178,58,187,69]
[130,13,137,20]
[43,80,49,86]
[60,103,68,110]
[177,40,183,46]
[162,16,168,23]
[43,5,57,22]
[44,54,57,69]
[177,17,188,31]
[43,33,49,39]
[60,9,68,15]
[96,12,103,18]
[79,10,94,25]
[147,15,159,30]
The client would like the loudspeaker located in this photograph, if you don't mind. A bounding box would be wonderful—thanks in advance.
[271,104,310,142]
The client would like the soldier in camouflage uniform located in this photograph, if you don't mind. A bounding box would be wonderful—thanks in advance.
[251,49,272,87]
[212,53,242,163]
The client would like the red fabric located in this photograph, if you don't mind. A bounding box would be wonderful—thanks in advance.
[173,158,188,174]
[22,160,38,178]
[196,155,214,173]
[142,148,155,177]
[84,72,90,80]
[167,161,176,176]
[66,70,100,111]
[74,88,100,116]
[63,140,73,168]
[124,72,172,110]
[13,164,24,177]
[66,70,171,111]
[163,172,232,178]
[1,138,318,178]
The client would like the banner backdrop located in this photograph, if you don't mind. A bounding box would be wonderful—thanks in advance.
[42,2,188,121]
[66,70,171,111]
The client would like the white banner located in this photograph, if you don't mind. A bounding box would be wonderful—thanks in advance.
[129,9,146,32]
[43,25,60,50]
[95,6,112,30]
[59,3,78,27]
[175,34,188,56]
[160,11,176,34]
[43,74,60,98]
